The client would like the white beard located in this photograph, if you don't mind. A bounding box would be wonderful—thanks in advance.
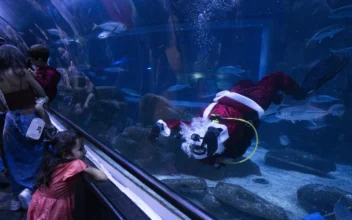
[179,117,212,158]
[179,117,229,159]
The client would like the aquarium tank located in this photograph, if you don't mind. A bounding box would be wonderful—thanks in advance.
[0,0,352,219]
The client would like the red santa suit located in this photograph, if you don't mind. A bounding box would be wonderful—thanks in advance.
[158,72,302,165]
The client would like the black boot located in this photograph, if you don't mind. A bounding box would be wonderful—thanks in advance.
[298,54,350,100]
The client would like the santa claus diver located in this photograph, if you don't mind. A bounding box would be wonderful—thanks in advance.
[148,54,349,169]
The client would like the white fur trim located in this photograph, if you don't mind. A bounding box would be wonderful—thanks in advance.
[179,118,212,158]
[202,102,217,119]
[157,120,171,137]
[203,90,265,119]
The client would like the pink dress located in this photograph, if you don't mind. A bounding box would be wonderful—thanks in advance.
[27,159,88,220]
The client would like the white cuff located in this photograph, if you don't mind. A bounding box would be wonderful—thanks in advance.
[157,120,171,137]
[36,97,49,105]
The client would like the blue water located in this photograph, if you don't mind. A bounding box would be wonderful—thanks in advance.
[1,0,352,219]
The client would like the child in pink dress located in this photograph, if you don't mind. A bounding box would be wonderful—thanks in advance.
[27,131,108,220]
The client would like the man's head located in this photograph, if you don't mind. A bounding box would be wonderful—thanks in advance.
[28,44,50,67]
[180,117,229,160]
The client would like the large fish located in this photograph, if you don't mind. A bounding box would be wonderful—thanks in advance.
[98,31,114,39]
[264,104,288,115]
[262,114,282,123]
[120,88,141,97]
[275,104,337,123]
[47,29,60,36]
[329,104,345,116]
[167,84,190,92]
[113,56,133,65]
[305,122,329,130]
[306,25,345,46]
[92,21,127,34]
[331,46,352,57]
[216,66,246,76]
[308,95,339,103]
[329,5,352,19]
[54,38,80,45]
[103,67,126,73]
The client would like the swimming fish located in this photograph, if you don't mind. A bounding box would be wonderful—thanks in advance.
[120,88,141,97]
[190,72,205,80]
[262,114,282,123]
[54,38,80,45]
[279,135,290,146]
[308,95,339,103]
[264,104,288,115]
[47,29,60,36]
[275,104,337,123]
[92,21,127,34]
[200,93,217,99]
[98,31,113,39]
[306,25,345,46]
[329,104,345,116]
[167,84,190,92]
[329,5,352,19]
[216,66,246,76]
[330,46,352,57]
[305,123,328,130]
[103,67,126,73]
[113,56,133,65]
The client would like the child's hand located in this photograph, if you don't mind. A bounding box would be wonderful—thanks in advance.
[36,97,49,105]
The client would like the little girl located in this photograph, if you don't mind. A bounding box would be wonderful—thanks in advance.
[27,131,108,220]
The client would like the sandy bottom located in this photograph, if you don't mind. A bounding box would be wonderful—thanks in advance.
[156,146,352,219]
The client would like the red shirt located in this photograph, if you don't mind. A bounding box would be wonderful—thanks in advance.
[34,66,61,102]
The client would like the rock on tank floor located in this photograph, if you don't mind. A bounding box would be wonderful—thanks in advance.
[155,146,352,219]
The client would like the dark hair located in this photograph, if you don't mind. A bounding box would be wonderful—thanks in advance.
[28,44,50,62]
[0,44,26,73]
[35,131,83,188]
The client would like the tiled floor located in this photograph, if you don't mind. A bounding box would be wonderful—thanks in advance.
[0,174,27,220]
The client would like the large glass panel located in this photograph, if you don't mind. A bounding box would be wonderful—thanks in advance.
[1,0,352,219]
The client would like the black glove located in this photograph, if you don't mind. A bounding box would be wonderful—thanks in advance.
[203,127,223,157]
[148,122,163,142]
[206,126,222,137]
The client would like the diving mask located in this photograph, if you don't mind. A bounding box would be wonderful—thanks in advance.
[190,124,228,159]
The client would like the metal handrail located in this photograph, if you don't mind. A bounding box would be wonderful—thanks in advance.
[48,108,215,220]
[85,178,126,220]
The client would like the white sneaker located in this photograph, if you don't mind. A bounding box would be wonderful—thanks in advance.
[10,199,20,211]
[18,188,32,209]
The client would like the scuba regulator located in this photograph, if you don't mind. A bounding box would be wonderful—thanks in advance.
[190,125,223,158]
